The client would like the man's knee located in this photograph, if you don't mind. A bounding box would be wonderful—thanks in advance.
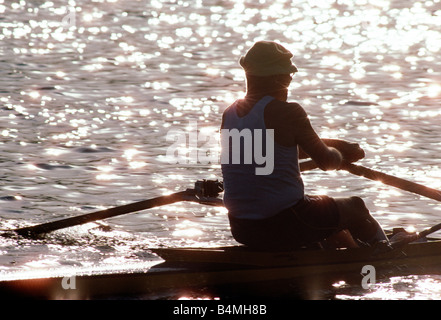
[335,196,370,228]
[336,196,369,214]
[348,196,369,215]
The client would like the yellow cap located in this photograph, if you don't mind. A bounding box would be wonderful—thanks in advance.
[239,41,298,76]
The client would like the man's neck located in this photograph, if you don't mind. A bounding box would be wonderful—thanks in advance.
[245,89,288,102]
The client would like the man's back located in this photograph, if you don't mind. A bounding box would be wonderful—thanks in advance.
[221,96,303,220]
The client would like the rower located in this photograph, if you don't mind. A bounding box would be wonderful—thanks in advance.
[220,40,388,250]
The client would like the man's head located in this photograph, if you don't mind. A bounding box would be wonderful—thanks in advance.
[240,41,297,100]
[239,41,298,77]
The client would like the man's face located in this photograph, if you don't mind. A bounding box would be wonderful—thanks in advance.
[275,74,293,88]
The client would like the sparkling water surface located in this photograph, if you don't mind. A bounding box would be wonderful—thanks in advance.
[1,0,441,299]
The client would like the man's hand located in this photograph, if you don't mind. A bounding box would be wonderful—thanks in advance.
[299,138,365,171]
[322,139,365,163]
[336,141,365,163]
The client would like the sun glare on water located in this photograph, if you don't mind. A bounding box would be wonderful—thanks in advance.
[1,0,441,300]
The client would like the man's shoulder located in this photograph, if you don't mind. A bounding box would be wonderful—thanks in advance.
[223,99,240,112]
[266,99,308,119]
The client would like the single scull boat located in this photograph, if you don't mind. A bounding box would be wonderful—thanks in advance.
[2,170,441,299]
[1,229,441,299]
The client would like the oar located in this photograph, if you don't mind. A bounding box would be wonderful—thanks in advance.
[373,222,441,256]
[6,180,224,238]
[299,159,441,202]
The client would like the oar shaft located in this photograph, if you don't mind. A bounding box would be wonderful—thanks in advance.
[385,222,441,254]
[419,222,441,239]
[299,159,319,172]
[14,190,193,237]
[299,159,441,202]
[343,163,441,202]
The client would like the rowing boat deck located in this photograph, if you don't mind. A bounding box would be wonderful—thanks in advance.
[152,238,441,268]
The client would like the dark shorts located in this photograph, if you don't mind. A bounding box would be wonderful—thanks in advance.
[228,195,341,251]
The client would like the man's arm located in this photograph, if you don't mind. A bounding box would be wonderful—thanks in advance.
[290,106,365,170]
[298,134,343,171]
[292,108,343,170]
[299,138,365,164]
[264,101,364,170]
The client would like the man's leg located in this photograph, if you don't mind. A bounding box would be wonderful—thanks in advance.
[324,229,359,248]
[334,196,388,245]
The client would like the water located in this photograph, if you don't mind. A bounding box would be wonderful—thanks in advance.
[0,0,441,299]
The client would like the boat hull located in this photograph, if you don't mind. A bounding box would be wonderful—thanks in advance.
[2,239,441,299]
